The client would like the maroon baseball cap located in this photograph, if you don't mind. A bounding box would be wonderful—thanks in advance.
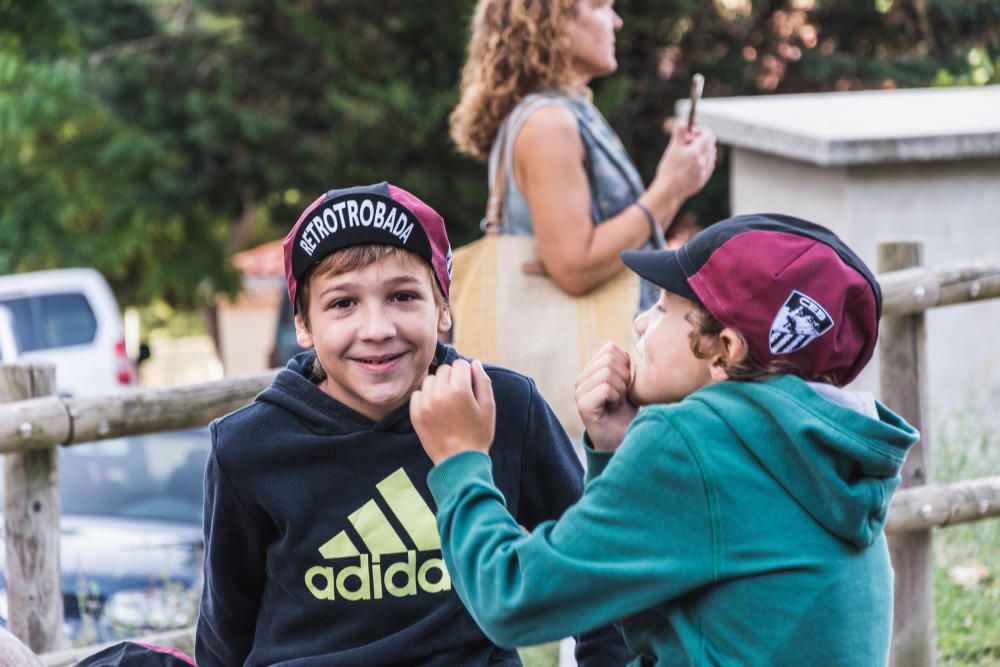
[283,182,453,310]
[622,213,881,386]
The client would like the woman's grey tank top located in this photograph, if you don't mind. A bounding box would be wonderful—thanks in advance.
[487,90,661,309]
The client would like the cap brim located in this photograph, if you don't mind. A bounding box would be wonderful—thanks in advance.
[621,249,700,303]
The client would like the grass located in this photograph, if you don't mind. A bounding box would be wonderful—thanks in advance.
[519,642,560,667]
[935,562,1000,666]
[932,399,1000,666]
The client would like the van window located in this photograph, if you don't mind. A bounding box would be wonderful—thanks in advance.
[0,293,98,352]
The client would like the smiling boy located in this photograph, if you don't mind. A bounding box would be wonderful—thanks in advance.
[196,182,629,666]
[412,213,921,666]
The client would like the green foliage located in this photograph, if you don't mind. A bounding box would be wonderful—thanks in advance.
[86,0,485,247]
[0,0,77,57]
[0,0,240,306]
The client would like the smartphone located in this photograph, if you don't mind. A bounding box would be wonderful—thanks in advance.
[687,73,705,131]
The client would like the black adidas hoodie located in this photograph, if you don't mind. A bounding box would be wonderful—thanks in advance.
[197,343,630,666]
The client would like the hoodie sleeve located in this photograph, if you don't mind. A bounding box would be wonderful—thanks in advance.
[511,380,633,664]
[196,423,270,667]
[427,408,718,648]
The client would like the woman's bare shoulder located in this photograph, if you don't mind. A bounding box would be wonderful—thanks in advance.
[519,102,578,135]
[515,103,582,160]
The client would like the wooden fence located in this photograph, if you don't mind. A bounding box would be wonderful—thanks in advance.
[1,240,998,666]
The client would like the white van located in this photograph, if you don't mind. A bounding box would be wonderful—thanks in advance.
[0,268,138,397]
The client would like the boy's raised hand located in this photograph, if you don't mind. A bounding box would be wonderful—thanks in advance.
[411,359,496,465]
[575,343,639,452]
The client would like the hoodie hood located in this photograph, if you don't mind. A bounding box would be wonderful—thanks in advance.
[691,375,919,547]
[257,343,460,435]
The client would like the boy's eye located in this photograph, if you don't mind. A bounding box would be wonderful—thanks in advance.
[329,298,355,310]
[391,292,417,303]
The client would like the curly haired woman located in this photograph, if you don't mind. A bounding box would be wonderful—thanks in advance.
[450,0,717,310]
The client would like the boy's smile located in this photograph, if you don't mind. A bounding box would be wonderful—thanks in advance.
[294,252,450,422]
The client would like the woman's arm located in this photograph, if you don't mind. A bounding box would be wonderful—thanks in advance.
[514,105,715,294]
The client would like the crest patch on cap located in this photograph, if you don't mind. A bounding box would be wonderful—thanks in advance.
[769,290,834,355]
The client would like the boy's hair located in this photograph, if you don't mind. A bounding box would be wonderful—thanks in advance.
[297,244,448,383]
[686,302,836,385]
[623,213,881,387]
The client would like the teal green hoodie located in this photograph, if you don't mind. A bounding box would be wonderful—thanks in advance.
[427,375,919,666]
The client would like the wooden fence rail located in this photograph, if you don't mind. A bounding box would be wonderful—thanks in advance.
[880,258,1000,316]
[886,476,1000,533]
[0,246,994,665]
[0,370,277,454]
[0,259,996,455]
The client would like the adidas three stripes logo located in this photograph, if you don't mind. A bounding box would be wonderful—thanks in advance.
[304,468,452,601]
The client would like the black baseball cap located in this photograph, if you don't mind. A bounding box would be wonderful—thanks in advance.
[283,182,453,310]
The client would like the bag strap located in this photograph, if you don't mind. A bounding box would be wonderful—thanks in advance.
[482,102,539,236]
[482,116,512,235]
[481,127,507,236]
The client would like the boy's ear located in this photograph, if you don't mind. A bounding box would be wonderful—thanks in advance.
[437,305,452,335]
[294,312,315,349]
[709,328,747,382]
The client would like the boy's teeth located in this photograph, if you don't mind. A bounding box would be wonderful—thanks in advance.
[361,355,393,363]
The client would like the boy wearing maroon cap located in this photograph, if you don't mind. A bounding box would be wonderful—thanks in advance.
[196,182,629,666]
[412,213,920,666]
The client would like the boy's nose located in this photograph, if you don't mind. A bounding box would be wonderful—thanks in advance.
[359,305,396,340]
[634,309,651,335]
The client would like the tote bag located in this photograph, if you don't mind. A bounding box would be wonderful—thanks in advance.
[450,233,638,438]
[450,97,640,438]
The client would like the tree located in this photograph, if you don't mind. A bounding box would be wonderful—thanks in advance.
[0,0,240,306]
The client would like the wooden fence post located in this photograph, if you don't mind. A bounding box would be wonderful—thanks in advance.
[1,364,65,653]
[879,241,935,667]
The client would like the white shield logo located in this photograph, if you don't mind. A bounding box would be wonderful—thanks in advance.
[768,290,834,355]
